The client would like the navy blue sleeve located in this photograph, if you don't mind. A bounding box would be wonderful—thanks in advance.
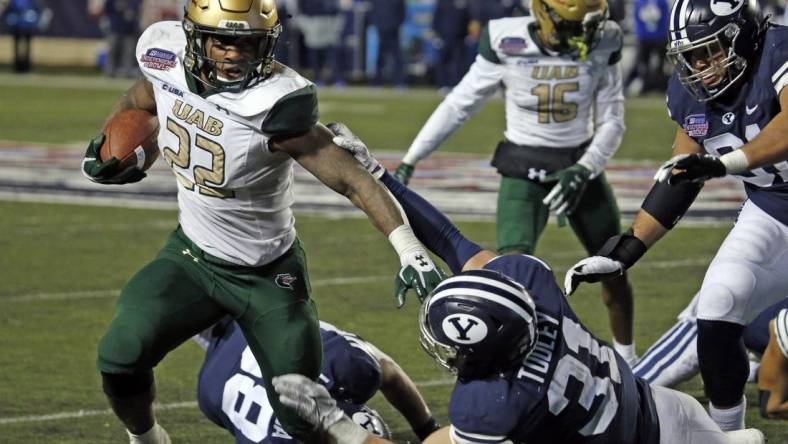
[380,170,483,273]
[763,26,788,95]
[666,73,688,127]
[320,328,382,405]
[743,299,788,354]
[449,378,537,442]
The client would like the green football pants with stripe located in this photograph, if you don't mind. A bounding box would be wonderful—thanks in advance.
[97,227,322,438]
[497,173,622,255]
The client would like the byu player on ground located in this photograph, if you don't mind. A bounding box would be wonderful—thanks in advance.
[632,295,787,387]
[396,0,638,364]
[79,2,443,443]
[565,0,788,431]
[271,123,766,444]
[194,318,440,443]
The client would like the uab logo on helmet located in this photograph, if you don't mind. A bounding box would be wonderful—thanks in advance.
[442,314,488,344]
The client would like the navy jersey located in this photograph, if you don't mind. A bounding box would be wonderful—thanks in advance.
[197,320,381,444]
[743,298,788,355]
[666,26,788,225]
[449,255,660,444]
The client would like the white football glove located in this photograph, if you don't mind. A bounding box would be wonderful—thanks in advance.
[653,154,691,183]
[273,374,345,431]
[327,122,384,179]
[564,256,624,296]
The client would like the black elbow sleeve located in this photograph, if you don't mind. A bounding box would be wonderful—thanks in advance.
[641,180,703,229]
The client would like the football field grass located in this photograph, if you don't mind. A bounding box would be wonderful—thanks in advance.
[1,74,784,442]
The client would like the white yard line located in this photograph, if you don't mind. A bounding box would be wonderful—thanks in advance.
[0,379,455,425]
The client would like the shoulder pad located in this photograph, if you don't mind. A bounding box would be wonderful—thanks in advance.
[136,21,187,86]
[762,26,788,95]
[449,377,536,439]
[486,16,540,60]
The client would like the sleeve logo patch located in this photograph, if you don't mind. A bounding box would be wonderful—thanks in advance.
[140,48,178,71]
[275,273,298,290]
[683,114,709,137]
[499,37,528,55]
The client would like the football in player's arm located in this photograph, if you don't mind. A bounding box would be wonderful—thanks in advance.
[276,123,766,444]
[565,0,788,432]
[394,0,639,365]
[80,2,442,443]
[194,318,440,443]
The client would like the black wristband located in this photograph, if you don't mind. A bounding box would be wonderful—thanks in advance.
[641,179,703,229]
[596,231,647,269]
[413,416,440,441]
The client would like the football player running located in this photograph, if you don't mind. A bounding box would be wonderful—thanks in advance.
[565,0,788,432]
[194,318,440,443]
[395,0,638,364]
[80,1,443,443]
[271,123,766,444]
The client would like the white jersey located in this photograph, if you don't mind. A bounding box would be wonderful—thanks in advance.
[137,22,318,266]
[404,16,625,175]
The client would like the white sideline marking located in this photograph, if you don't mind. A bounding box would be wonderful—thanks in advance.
[0,379,455,425]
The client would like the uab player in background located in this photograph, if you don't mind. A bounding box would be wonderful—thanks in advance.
[395,0,638,363]
[80,1,442,443]
[566,0,788,432]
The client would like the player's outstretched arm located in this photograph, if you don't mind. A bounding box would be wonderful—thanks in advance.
[272,124,443,305]
[758,311,788,419]
[328,122,486,275]
[362,341,441,440]
[564,128,704,295]
[82,78,157,185]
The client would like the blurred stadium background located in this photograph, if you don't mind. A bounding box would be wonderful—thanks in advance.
[1,0,787,443]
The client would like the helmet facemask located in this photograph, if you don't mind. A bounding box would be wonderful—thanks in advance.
[667,23,747,102]
[183,17,281,93]
[537,0,608,61]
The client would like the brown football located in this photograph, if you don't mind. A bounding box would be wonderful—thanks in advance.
[100,109,160,171]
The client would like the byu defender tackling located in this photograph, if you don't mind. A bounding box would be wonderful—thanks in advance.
[80,2,442,442]
[195,318,439,442]
[396,0,638,363]
[271,123,766,444]
[566,0,788,432]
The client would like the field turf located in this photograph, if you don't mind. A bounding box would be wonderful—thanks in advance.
[0,73,783,443]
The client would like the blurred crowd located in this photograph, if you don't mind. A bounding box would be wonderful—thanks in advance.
[2,0,788,90]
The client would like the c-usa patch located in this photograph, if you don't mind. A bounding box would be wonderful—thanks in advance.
[499,37,528,55]
[140,48,177,71]
[683,114,709,137]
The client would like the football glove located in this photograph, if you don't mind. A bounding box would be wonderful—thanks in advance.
[542,164,591,226]
[81,133,146,184]
[326,122,384,179]
[654,153,726,185]
[395,252,446,308]
[272,374,345,431]
[564,232,646,295]
[394,162,414,185]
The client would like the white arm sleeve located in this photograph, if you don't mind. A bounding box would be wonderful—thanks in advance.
[402,56,504,165]
[577,63,625,177]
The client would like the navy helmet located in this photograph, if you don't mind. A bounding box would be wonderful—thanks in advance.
[666,0,767,101]
[419,269,538,380]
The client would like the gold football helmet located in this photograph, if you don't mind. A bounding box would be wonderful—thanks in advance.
[531,0,608,60]
[183,0,281,92]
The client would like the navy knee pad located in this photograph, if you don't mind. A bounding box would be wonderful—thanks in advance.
[697,319,748,406]
[101,370,154,398]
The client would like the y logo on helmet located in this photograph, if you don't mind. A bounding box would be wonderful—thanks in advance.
[710,0,744,16]
[442,314,488,344]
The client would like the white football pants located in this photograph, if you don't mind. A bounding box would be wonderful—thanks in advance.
[696,200,788,325]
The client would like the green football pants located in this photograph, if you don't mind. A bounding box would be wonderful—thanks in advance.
[497,173,622,255]
[96,227,322,438]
